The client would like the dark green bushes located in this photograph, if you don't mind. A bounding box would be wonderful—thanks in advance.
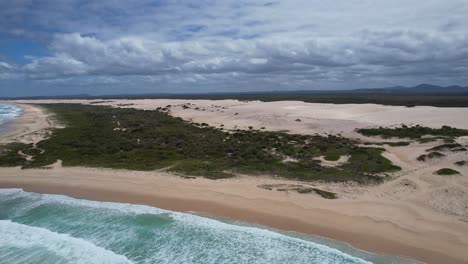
[427,143,463,151]
[0,104,401,183]
[434,168,460,175]
[0,143,30,167]
[357,125,468,139]
[313,188,337,199]
[417,151,445,161]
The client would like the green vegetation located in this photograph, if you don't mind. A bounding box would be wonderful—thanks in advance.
[454,161,466,166]
[417,137,439,143]
[452,147,467,152]
[434,168,460,175]
[417,151,445,161]
[324,150,340,161]
[357,125,468,139]
[0,142,30,167]
[312,188,337,199]
[0,104,401,182]
[427,143,463,152]
[383,141,411,147]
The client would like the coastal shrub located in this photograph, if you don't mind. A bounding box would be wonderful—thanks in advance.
[324,150,340,161]
[357,125,468,139]
[434,168,460,175]
[0,104,401,183]
[417,137,439,143]
[313,188,337,199]
[451,147,467,152]
[384,141,410,147]
[427,143,462,152]
[417,151,445,161]
[0,143,30,167]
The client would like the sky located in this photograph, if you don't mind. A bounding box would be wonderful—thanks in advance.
[0,0,468,97]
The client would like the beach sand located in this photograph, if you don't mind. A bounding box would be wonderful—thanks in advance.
[0,103,56,145]
[1,101,468,264]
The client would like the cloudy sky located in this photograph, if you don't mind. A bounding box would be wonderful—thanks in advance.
[1,0,468,96]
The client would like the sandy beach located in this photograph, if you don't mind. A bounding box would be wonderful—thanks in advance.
[0,103,56,145]
[1,101,468,264]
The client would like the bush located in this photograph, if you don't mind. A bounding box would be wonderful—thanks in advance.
[417,151,445,161]
[434,168,460,175]
[427,143,462,152]
[357,125,468,139]
[313,188,337,199]
[324,151,340,161]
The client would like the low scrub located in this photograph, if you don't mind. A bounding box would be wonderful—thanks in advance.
[313,188,337,199]
[0,104,401,183]
[434,168,460,175]
[417,151,445,161]
[427,143,462,152]
[357,125,468,139]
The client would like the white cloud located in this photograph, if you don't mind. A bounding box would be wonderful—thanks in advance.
[1,0,468,93]
[0,61,13,69]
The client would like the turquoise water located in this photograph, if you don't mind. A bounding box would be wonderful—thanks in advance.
[0,189,419,264]
[0,104,21,131]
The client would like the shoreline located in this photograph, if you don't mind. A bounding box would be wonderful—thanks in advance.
[0,103,23,136]
[1,102,468,264]
[0,102,55,145]
[1,166,467,264]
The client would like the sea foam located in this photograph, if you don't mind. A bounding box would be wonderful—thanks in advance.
[0,188,416,264]
[0,220,133,264]
[0,104,21,125]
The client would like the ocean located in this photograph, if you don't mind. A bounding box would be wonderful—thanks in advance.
[0,104,22,134]
[0,189,419,264]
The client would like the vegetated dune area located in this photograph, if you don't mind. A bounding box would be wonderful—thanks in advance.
[1,99,468,264]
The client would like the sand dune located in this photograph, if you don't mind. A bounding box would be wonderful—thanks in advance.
[12,99,468,139]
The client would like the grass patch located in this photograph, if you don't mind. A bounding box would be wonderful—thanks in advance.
[417,151,445,161]
[324,150,340,161]
[427,143,462,152]
[452,147,467,152]
[434,168,460,175]
[380,141,411,147]
[417,137,439,143]
[313,188,337,199]
[0,104,400,182]
[357,125,468,139]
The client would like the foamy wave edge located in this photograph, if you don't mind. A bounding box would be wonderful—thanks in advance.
[0,220,133,264]
[0,188,371,264]
[0,104,22,123]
